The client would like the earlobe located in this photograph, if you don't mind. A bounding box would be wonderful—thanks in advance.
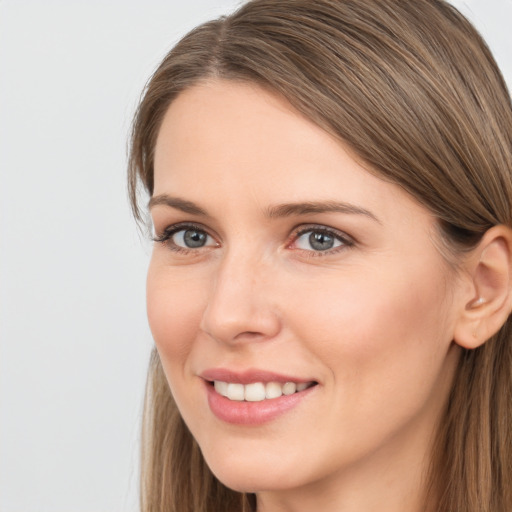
[453,225,512,349]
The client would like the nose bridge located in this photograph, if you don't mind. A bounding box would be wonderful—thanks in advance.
[200,244,280,344]
[215,248,259,305]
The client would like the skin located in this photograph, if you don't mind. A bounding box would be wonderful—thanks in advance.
[147,79,467,512]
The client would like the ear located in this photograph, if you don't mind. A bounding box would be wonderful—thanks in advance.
[453,225,512,349]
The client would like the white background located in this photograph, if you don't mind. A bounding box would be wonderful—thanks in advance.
[0,1,510,511]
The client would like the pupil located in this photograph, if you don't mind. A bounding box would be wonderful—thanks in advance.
[309,232,334,251]
[184,230,206,248]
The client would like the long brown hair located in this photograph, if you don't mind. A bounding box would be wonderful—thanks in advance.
[129,1,512,510]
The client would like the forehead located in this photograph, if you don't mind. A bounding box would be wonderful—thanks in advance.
[153,79,429,226]
[154,80,342,189]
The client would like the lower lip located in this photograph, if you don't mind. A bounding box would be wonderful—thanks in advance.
[204,382,316,425]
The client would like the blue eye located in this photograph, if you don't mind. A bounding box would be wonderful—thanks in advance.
[172,228,214,249]
[153,225,217,251]
[294,228,348,252]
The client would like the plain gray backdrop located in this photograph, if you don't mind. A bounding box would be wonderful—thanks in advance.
[0,1,510,511]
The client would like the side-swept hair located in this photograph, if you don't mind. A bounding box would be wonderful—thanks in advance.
[129,1,512,510]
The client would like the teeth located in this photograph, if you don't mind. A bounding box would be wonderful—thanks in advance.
[226,383,245,401]
[213,380,313,402]
[245,382,266,401]
[265,382,283,399]
[282,382,297,395]
[214,380,228,396]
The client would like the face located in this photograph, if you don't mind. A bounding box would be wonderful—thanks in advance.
[148,80,463,501]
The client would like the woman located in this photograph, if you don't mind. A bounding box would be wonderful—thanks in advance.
[128,1,512,511]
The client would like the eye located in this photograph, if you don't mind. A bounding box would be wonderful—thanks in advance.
[291,227,353,253]
[173,228,214,249]
[153,224,217,252]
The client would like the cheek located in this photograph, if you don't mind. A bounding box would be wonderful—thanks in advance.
[277,264,457,468]
[287,263,454,398]
[146,260,206,368]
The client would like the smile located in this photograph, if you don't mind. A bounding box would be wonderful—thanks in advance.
[213,380,315,402]
[200,369,319,424]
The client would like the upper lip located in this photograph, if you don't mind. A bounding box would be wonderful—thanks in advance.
[200,368,316,385]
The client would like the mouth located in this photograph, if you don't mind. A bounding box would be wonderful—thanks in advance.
[209,380,317,402]
[200,369,319,424]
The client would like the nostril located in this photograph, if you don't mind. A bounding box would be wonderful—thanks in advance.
[235,331,264,339]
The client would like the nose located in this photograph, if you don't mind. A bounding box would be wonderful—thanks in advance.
[200,251,281,345]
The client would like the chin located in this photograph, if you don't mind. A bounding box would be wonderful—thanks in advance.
[200,444,304,493]
[209,465,294,494]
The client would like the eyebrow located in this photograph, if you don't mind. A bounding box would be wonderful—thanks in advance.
[148,195,207,215]
[148,194,380,223]
[266,201,380,223]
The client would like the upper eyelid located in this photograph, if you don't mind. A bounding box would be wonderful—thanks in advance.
[291,224,355,242]
[154,221,213,238]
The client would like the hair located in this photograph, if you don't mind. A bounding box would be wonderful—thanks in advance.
[128,1,512,511]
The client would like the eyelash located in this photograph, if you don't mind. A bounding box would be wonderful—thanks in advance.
[152,222,215,254]
[290,225,355,257]
[152,222,355,257]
